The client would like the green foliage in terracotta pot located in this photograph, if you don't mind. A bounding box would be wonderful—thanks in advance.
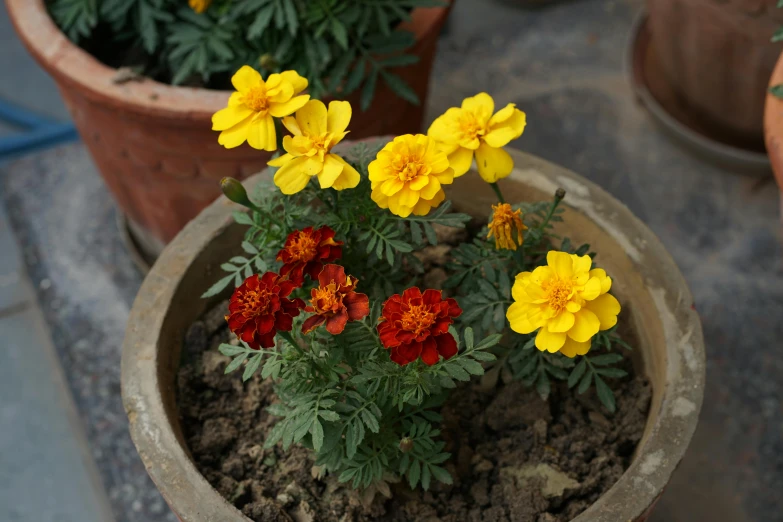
[45,0,443,107]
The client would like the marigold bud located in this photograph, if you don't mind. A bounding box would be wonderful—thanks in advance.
[555,188,566,201]
[221,177,251,207]
[399,437,414,453]
[259,53,277,70]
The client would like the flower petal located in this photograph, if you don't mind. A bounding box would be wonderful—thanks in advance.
[462,92,494,123]
[535,327,566,353]
[585,293,621,331]
[268,153,294,167]
[427,109,461,145]
[447,147,474,177]
[547,251,574,279]
[246,114,276,151]
[325,309,349,335]
[270,94,310,118]
[420,176,441,200]
[344,292,370,321]
[274,156,314,195]
[475,142,513,183]
[330,155,361,191]
[279,70,308,93]
[420,337,440,366]
[568,308,600,343]
[507,302,537,334]
[579,276,602,302]
[327,100,352,135]
[318,154,345,189]
[212,105,253,131]
[547,310,575,333]
[231,66,261,92]
[296,99,328,136]
[217,119,251,149]
[398,185,420,208]
[435,334,458,360]
[302,315,326,334]
[484,104,526,148]
[559,337,591,358]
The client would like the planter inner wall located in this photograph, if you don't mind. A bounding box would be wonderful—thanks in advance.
[123,150,703,522]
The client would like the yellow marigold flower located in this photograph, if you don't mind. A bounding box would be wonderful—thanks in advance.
[212,66,310,151]
[268,100,360,194]
[368,134,455,218]
[188,0,212,13]
[427,92,526,183]
[487,203,527,250]
[506,251,621,358]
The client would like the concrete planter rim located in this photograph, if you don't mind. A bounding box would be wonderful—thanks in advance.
[5,0,450,121]
[121,147,705,522]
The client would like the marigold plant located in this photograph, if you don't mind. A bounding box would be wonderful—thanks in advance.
[205,74,633,495]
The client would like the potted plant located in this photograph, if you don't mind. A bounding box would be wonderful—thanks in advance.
[646,0,783,147]
[5,0,452,257]
[122,77,704,520]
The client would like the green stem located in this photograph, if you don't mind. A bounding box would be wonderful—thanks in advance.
[489,182,505,204]
[538,190,565,231]
[278,330,300,351]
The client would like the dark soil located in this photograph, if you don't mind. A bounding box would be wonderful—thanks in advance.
[177,302,650,522]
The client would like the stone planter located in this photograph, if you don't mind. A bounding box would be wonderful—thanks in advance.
[646,0,783,145]
[6,0,451,256]
[121,146,704,521]
[764,52,783,216]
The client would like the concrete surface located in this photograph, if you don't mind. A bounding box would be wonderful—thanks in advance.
[0,203,113,522]
[1,0,782,521]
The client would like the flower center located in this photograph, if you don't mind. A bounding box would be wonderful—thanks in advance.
[244,86,270,113]
[542,278,574,313]
[400,304,436,336]
[458,113,486,142]
[238,288,273,316]
[311,284,341,313]
[289,233,318,262]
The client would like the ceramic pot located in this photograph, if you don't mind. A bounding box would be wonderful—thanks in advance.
[121,145,705,522]
[6,0,452,254]
[646,0,783,144]
[764,51,783,216]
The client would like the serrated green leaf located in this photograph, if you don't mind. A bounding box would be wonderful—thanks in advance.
[464,327,475,350]
[444,362,470,381]
[568,358,587,388]
[594,375,616,413]
[430,464,453,485]
[242,353,262,381]
[201,274,234,298]
[408,459,421,488]
[595,367,628,379]
[225,353,248,374]
[460,358,484,376]
[311,418,324,451]
[589,353,624,366]
[219,343,246,357]
[536,370,550,399]
[577,368,593,394]
[319,410,341,422]
[380,70,419,105]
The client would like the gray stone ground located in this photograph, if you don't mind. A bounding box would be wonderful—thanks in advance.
[1,0,783,521]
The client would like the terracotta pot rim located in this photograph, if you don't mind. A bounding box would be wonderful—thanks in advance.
[5,0,451,120]
[121,146,705,522]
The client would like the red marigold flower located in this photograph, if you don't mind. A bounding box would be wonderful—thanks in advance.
[302,265,370,335]
[377,287,462,366]
[277,226,343,284]
[226,272,304,349]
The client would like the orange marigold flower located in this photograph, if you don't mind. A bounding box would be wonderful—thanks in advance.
[487,203,527,250]
[226,272,304,349]
[277,226,343,284]
[301,265,370,335]
[189,0,212,13]
[377,288,462,366]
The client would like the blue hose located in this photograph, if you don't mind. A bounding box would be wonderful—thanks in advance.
[0,98,78,160]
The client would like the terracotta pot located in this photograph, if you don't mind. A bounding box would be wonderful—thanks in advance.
[5,0,451,253]
[764,52,783,214]
[121,145,705,522]
[646,0,783,144]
